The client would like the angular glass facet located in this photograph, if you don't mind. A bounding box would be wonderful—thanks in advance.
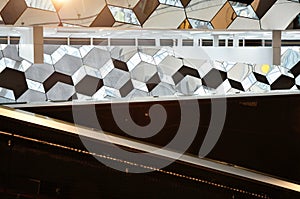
[26,79,45,93]
[188,18,213,29]
[25,0,56,11]
[229,1,258,19]
[266,66,283,84]
[127,53,142,71]
[131,62,157,82]
[153,49,169,65]
[139,52,156,65]
[250,81,270,92]
[0,87,15,100]
[227,63,251,82]
[132,79,149,92]
[176,75,202,95]
[150,82,176,96]
[46,82,75,101]
[17,89,47,103]
[241,73,256,91]
[159,0,183,7]
[186,0,227,22]
[108,5,140,25]
[281,49,300,70]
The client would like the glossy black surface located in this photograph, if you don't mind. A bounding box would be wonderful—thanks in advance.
[0,112,298,199]
[18,94,300,184]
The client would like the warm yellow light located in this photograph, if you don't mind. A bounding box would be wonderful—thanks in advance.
[52,0,70,7]
[53,0,68,3]
[261,64,270,74]
[52,0,70,10]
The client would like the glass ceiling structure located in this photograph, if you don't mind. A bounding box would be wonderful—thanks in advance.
[0,0,298,30]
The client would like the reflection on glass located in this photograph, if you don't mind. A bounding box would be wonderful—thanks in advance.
[229,1,258,19]
[0,87,15,100]
[0,58,16,70]
[159,0,183,7]
[211,1,236,29]
[153,49,169,65]
[26,79,45,93]
[139,52,156,65]
[281,49,300,70]
[25,0,56,11]
[51,45,81,64]
[108,6,140,25]
[266,67,284,84]
[222,61,236,71]
[127,53,142,71]
[188,18,213,29]
[179,18,192,29]
[131,62,157,82]
[241,73,256,91]
[176,76,202,95]
[228,63,251,81]
[254,64,275,75]
[250,0,277,19]
[268,66,294,84]
[44,54,53,65]
[250,81,270,92]
[132,79,148,92]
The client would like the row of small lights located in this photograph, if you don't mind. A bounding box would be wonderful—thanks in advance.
[1,131,270,199]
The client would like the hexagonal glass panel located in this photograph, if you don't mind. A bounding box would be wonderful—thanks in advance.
[229,1,258,19]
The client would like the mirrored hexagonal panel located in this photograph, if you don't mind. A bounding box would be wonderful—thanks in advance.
[143,4,186,28]
[0,67,28,98]
[46,82,75,101]
[172,65,200,85]
[260,0,300,29]
[176,75,202,95]
[43,71,74,93]
[211,1,237,29]
[158,55,183,85]
[17,89,46,102]
[186,0,227,22]
[75,76,103,96]
[251,0,277,19]
[25,0,55,11]
[54,54,83,75]
[133,0,160,25]
[150,82,176,96]
[83,47,112,70]
[281,49,300,70]
[108,5,140,25]
[58,0,106,27]
[229,1,258,19]
[267,67,295,90]
[0,86,15,101]
[146,72,161,92]
[131,62,157,82]
[25,63,54,83]
[104,68,131,89]
[202,68,227,89]
[159,0,184,7]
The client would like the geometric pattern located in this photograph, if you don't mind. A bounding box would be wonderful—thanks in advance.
[0,0,299,29]
[0,44,300,103]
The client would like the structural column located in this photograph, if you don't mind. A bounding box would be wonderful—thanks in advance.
[272,30,281,65]
[19,26,44,64]
[213,35,219,47]
[33,26,44,64]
